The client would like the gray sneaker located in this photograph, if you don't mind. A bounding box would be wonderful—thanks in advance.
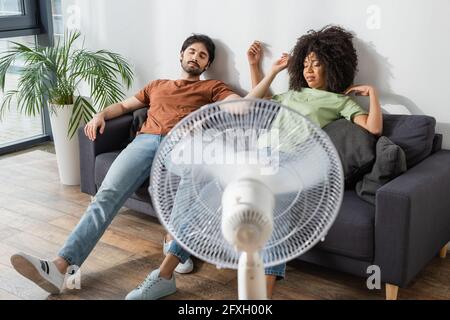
[125,269,176,300]
[163,239,194,274]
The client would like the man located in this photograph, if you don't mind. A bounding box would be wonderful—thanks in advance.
[11,34,283,300]
[10,34,240,296]
[124,41,286,301]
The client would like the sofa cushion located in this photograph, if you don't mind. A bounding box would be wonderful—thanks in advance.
[315,190,375,262]
[322,119,377,188]
[382,114,436,168]
[95,151,150,201]
[356,136,407,204]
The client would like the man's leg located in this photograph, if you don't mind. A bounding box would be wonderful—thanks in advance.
[162,233,194,273]
[125,175,195,300]
[160,240,192,278]
[126,176,220,300]
[11,134,163,293]
[57,134,162,267]
[125,240,191,300]
[265,263,286,299]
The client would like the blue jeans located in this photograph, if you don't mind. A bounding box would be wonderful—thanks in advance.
[58,134,164,266]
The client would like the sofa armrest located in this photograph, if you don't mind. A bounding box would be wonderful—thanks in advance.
[374,150,450,287]
[78,114,133,195]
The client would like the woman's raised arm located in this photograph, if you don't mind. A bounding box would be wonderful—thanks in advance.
[345,85,383,136]
[245,53,289,99]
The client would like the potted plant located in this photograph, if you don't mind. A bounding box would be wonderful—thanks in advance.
[0,30,134,185]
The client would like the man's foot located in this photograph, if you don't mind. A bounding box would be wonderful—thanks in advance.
[125,269,176,300]
[10,252,65,294]
[163,239,194,274]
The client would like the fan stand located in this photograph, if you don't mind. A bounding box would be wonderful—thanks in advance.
[238,252,267,300]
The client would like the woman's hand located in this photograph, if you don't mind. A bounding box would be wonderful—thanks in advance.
[247,41,262,66]
[344,85,376,97]
[271,53,290,75]
[84,114,106,141]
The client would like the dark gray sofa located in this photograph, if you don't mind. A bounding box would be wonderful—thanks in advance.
[78,110,450,300]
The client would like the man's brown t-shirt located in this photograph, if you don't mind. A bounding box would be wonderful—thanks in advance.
[135,79,236,135]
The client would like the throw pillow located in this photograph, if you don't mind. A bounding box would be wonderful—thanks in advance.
[322,119,377,188]
[382,114,435,168]
[356,136,407,204]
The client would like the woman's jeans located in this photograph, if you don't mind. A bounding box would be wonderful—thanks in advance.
[58,133,285,278]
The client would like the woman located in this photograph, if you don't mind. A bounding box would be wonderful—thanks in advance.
[246,25,383,297]
[247,26,382,136]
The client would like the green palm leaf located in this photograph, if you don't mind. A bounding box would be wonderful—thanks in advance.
[0,89,18,118]
[68,96,96,139]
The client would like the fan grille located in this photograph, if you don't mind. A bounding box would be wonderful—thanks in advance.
[150,99,344,269]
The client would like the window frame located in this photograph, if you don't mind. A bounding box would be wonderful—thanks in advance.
[0,0,37,31]
[0,0,53,43]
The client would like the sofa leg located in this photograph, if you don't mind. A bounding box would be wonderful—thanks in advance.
[386,284,399,300]
[440,243,448,258]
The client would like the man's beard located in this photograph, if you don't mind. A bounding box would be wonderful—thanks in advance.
[181,60,205,76]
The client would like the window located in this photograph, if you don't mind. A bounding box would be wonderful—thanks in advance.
[0,0,39,36]
[0,0,53,155]
[0,35,48,151]
[0,0,22,16]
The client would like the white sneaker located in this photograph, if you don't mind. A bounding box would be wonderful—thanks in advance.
[10,252,65,294]
[125,269,176,300]
[163,239,194,274]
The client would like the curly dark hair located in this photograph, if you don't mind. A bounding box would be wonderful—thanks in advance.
[288,25,358,93]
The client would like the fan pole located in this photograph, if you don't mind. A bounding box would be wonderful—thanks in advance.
[238,252,267,300]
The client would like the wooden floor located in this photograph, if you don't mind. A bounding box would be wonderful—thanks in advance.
[0,149,449,300]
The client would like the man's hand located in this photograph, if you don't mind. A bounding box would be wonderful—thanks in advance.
[270,53,290,75]
[84,114,106,141]
[220,100,252,115]
[247,41,262,66]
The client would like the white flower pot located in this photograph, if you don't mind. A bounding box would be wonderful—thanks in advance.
[49,104,81,186]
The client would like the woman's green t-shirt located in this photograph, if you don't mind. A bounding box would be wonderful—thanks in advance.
[258,88,368,151]
[272,88,368,129]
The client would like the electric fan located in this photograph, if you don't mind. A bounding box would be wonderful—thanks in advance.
[149,99,344,299]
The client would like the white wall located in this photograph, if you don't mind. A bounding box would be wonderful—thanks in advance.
[63,0,450,148]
